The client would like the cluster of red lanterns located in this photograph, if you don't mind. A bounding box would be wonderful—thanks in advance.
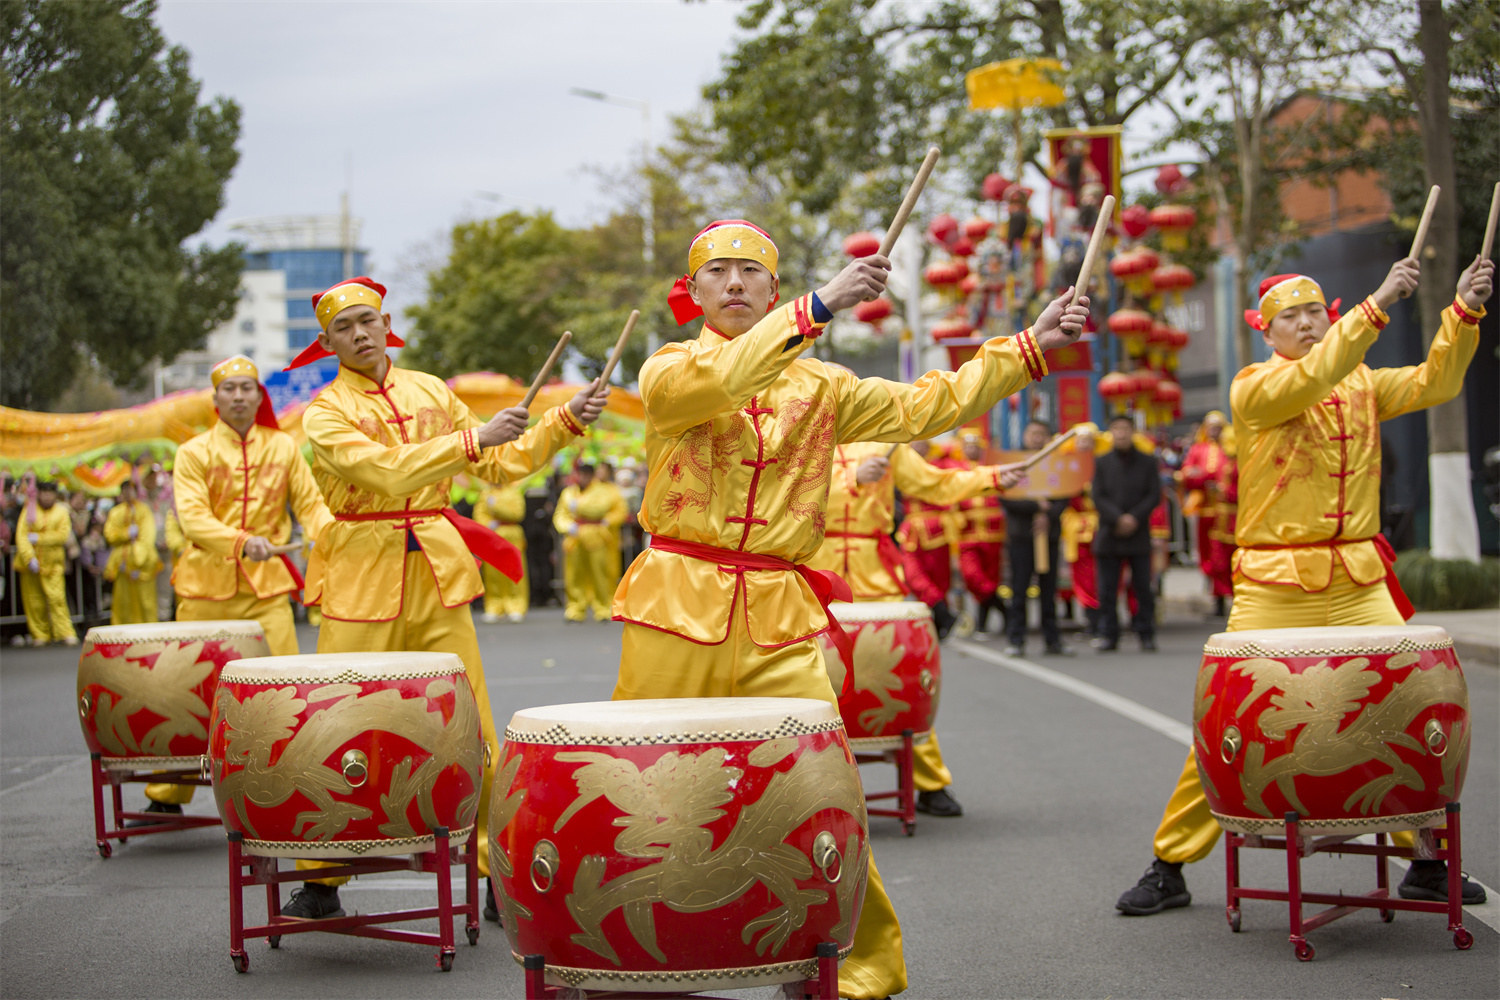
[842,231,895,329]
[1096,368,1183,424]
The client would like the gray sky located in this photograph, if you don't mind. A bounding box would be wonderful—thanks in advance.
[156,0,745,320]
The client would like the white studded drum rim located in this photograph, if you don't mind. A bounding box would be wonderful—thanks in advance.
[506,698,839,739]
[1203,625,1453,655]
[826,601,933,624]
[219,651,464,684]
[83,620,267,645]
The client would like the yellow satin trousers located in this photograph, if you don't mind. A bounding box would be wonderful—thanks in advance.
[562,531,616,621]
[146,592,301,805]
[20,571,75,643]
[912,733,953,792]
[109,575,158,625]
[1152,567,1413,864]
[295,552,499,885]
[616,619,907,1000]
[482,525,528,618]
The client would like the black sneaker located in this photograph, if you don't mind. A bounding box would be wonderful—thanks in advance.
[1044,642,1075,657]
[126,800,183,828]
[484,878,501,923]
[916,787,963,816]
[281,882,345,919]
[1139,635,1158,651]
[1398,860,1488,904]
[1116,858,1191,915]
[930,601,957,641]
[1092,637,1118,652]
[1001,644,1024,657]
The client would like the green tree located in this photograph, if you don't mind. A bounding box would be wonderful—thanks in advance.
[1,0,243,410]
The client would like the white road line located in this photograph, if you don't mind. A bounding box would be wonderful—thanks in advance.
[0,757,82,799]
[949,638,1498,933]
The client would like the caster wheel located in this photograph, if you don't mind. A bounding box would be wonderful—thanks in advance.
[438,951,454,972]
[269,935,281,949]
[1294,940,1314,962]
[902,821,915,837]
[97,841,112,859]
[1227,909,1241,933]
[1454,928,1473,950]
[1380,909,1394,923]
[466,927,480,946]
[232,953,249,973]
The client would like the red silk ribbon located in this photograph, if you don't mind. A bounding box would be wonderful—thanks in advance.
[278,553,305,593]
[333,506,523,582]
[282,331,406,371]
[648,534,856,697]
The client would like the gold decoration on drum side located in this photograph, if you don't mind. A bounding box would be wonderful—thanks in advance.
[213,677,482,843]
[822,623,910,733]
[1192,661,1220,800]
[1230,653,1468,818]
[551,745,866,966]
[79,639,255,756]
[487,752,534,929]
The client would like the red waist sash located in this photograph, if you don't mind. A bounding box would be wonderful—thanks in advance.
[334,506,523,582]
[824,530,905,591]
[1241,535,1413,620]
[649,535,856,697]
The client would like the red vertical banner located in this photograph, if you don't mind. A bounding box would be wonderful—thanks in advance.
[1056,375,1092,430]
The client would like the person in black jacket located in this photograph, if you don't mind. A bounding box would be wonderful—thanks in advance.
[1092,414,1161,651]
[999,420,1072,656]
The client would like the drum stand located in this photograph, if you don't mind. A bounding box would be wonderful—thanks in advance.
[224,826,479,973]
[1224,803,1474,960]
[853,728,917,836]
[520,943,842,999]
[90,753,221,858]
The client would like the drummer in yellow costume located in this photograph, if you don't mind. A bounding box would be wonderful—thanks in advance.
[810,438,1023,817]
[554,462,627,622]
[15,481,78,646]
[1116,255,1492,916]
[281,276,610,921]
[103,479,161,624]
[614,219,1088,998]
[479,480,532,622]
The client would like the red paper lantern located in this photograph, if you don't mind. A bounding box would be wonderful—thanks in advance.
[1121,204,1153,240]
[950,237,976,258]
[1155,164,1186,195]
[923,259,969,287]
[1151,263,1196,296]
[927,213,959,245]
[1107,308,1154,354]
[1131,368,1160,405]
[852,298,894,324]
[982,173,1010,202]
[1148,204,1197,251]
[962,216,993,241]
[931,317,977,340]
[1153,378,1182,406]
[1097,371,1136,411]
[1110,246,1161,297]
[842,231,881,258]
[959,273,980,296]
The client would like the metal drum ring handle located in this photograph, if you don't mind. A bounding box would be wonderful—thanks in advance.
[1220,726,1242,765]
[200,754,211,781]
[1424,719,1448,757]
[530,839,559,893]
[78,691,93,720]
[812,831,843,884]
[341,750,369,788]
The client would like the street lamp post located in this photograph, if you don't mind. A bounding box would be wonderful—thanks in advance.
[570,87,658,356]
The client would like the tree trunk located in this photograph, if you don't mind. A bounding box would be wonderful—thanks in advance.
[1415,0,1478,562]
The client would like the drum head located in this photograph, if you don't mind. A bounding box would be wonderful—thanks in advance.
[1205,625,1453,655]
[506,697,840,744]
[826,601,932,624]
[84,620,267,644]
[219,650,464,684]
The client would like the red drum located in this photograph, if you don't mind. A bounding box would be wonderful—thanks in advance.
[78,620,269,770]
[818,601,940,751]
[1195,626,1470,836]
[208,652,484,858]
[491,698,868,993]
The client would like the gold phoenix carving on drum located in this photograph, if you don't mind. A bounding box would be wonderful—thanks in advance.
[1228,653,1469,818]
[824,624,912,732]
[518,743,867,967]
[80,638,263,757]
[213,679,482,841]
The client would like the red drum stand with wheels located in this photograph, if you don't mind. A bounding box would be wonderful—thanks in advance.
[90,753,221,858]
[1224,802,1473,960]
[225,826,479,973]
[854,727,917,836]
[520,944,842,1000]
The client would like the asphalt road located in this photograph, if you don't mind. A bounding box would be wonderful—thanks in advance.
[1,607,1495,999]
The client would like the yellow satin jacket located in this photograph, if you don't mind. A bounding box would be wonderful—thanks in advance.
[171,420,334,601]
[613,292,1046,645]
[555,481,627,553]
[479,484,529,552]
[15,503,71,577]
[302,364,581,621]
[103,500,161,581]
[808,442,1006,600]
[1230,297,1483,590]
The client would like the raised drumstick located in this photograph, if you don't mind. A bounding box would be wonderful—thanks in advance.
[593,310,639,390]
[1409,185,1440,259]
[1072,194,1115,306]
[879,146,942,258]
[520,330,572,410]
[1481,182,1499,262]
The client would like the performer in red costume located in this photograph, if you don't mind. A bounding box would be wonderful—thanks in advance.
[1179,412,1232,616]
[897,439,966,637]
[955,431,1008,635]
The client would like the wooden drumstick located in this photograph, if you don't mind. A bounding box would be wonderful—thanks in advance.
[265,542,302,557]
[1481,182,1500,262]
[593,309,639,390]
[521,330,572,410]
[1401,185,1440,299]
[1020,426,1082,471]
[879,146,942,258]
[1071,194,1115,306]
[1034,528,1050,575]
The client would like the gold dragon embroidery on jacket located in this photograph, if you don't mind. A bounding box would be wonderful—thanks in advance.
[772,398,835,530]
[662,415,745,517]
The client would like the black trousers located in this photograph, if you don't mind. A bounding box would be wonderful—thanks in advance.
[1006,535,1060,647]
[1096,551,1155,641]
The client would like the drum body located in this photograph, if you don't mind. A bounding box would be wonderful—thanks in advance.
[1195,626,1469,836]
[491,698,868,992]
[78,620,269,770]
[208,652,484,858]
[819,601,940,750]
